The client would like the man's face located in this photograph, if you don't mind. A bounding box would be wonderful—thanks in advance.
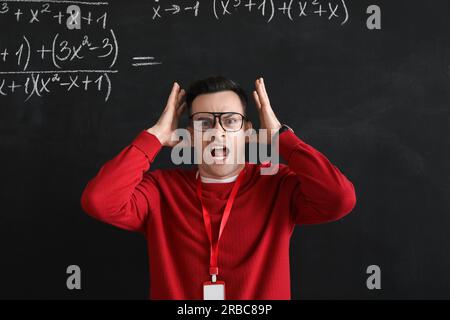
[189,90,251,178]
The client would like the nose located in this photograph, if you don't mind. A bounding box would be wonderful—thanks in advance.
[212,115,226,137]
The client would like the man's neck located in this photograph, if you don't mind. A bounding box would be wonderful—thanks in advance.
[196,172,239,183]
[197,164,245,183]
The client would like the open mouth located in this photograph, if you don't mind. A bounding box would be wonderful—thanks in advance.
[210,145,229,160]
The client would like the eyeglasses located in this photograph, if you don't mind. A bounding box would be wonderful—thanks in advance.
[189,112,248,132]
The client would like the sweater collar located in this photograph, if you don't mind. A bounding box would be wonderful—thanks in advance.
[195,170,239,183]
[190,162,258,197]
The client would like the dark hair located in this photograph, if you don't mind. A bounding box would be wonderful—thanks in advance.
[185,76,248,115]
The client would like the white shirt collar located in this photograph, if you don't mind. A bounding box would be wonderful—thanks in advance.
[195,170,238,183]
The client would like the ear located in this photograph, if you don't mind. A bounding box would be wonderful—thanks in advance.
[244,120,253,143]
[187,125,194,141]
[245,120,253,131]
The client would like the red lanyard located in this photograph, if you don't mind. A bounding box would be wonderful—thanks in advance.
[196,168,246,282]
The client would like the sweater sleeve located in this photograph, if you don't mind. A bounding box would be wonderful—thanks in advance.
[80,130,162,234]
[278,130,357,225]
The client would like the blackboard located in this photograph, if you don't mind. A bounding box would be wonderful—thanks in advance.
[0,0,449,299]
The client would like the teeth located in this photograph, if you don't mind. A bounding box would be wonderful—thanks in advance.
[211,145,227,158]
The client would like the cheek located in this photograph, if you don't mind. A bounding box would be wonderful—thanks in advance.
[227,134,245,152]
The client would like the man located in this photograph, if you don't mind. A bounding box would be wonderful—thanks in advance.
[81,76,357,299]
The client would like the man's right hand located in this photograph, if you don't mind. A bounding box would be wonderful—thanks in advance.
[146,82,187,147]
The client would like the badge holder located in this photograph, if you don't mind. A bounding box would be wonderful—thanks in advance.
[203,273,225,300]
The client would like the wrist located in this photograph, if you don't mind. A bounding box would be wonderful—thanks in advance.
[278,124,294,135]
[146,126,166,145]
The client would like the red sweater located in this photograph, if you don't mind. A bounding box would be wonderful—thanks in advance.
[81,129,356,300]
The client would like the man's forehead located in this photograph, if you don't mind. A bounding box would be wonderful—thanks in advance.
[192,91,244,113]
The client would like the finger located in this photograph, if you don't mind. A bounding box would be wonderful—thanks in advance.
[252,90,261,111]
[255,78,270,108]
[166,82,180,110]
[253,87,265,126]
[254,78,264,110]
[176,88,186,106]
[166,85,185,120]
[176,101,187,117]
[259,77,271,105]
[176,90,186,114]
[257,78,278,119]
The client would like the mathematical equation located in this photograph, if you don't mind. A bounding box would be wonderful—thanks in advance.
[1,32,118,71]
[0,0,109,29]
[151,0,349,25]
[0,0,166,102]
[0,0,351,103]
[0,28,118,101]
[0,71,113,102]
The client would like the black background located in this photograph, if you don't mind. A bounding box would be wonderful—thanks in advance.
[0,0,449,299]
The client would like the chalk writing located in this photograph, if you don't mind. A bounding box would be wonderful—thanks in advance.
[151,0,349,25]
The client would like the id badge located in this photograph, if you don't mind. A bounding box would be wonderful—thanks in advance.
[203,281,226,300]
